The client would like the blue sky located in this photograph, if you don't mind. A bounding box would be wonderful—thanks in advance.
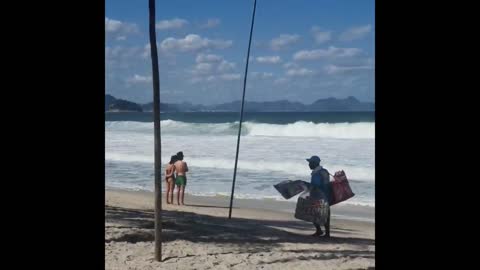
[106,0,375,105]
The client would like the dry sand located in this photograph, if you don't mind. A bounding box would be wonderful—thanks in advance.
[106,189,375,269]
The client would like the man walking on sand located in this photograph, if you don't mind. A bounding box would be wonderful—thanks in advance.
[174,151,189,205]
[307,155,332,238]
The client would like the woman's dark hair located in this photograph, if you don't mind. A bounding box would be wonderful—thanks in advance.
[169,155,178,165]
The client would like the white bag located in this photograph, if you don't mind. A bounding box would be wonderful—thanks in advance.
[294,190,329,225]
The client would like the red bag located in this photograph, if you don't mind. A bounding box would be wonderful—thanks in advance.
[330,170,355,205]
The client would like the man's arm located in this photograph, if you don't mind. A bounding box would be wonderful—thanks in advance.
[184,162,189,172]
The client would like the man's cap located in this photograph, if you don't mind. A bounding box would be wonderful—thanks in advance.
[306,155,321,163]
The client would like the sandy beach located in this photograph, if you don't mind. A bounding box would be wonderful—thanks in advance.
[106,189,375,269]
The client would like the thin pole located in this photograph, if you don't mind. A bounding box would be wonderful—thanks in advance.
[148,0,163,262]
[229,0,257,219]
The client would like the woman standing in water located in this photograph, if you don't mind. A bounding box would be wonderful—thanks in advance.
[165,155,177,204]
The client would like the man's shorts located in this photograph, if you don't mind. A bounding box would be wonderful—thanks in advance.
[175,175,187,186]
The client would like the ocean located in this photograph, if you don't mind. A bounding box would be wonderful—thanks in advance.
[105,111,375,207]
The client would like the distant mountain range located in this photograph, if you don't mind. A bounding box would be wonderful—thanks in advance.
[105,95,143,112]
[105,94,374,112]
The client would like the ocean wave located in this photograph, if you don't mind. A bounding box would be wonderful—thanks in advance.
[105,120,374,139]
[105,153,375,182]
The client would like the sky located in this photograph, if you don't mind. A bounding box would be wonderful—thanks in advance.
[106,0,375,105]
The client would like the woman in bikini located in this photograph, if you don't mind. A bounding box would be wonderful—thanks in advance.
[165,155,177,204]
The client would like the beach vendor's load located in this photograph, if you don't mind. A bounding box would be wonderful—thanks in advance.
[294,190,329,225]
[274,180,310,200]
[330,170,355,206]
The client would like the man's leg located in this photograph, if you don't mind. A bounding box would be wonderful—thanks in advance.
[176,185,181,205]
[180,186,185,205]
[312,222,323,236]
[325,208,331,238]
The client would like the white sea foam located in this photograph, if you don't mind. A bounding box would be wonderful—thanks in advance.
[105,120,374,139]
[105,118,375,207]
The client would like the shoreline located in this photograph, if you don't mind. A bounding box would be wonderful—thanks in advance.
[106,187,375,223]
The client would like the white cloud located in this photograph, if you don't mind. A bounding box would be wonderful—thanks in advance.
[105,18,138,33]
[324,65,373,75]
[193,53,236,74]
[160,34,233,52]
[194,73,241,83]
[282,62,298,69]
[194,63,215,74]
[251,72,274,79]
[196,53,223,63]
[141,43,163,58]
[191,54,237,78]
[105,18,123,32]
[256,56,282,64]
[339,25,372,41]
[270,34,300,50]
[142,44,150,58]
[126,74,152,84]
[189,77,204,84]
[274,77,290,85]
[106,46,143,61]
[286,68,314,77]
[311,26,331,44]
[219,73,241,81]
[156,18,189,30]
[218,60,236,72]
[200,18,221,28]
[142,44,151,58]
[105,17,139,40]
[293,46,362,61]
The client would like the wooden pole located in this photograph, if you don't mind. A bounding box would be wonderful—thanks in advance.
[228,0,257,219]
[148,0,162,262]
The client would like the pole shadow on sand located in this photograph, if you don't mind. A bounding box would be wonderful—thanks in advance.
[105,205,374,263]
